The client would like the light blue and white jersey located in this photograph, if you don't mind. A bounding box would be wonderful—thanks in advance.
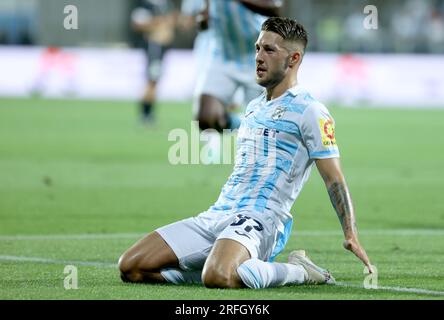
[208,0,267,70]
[208,85,340,259]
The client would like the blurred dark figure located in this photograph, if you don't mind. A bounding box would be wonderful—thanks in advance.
[131,0,177,125]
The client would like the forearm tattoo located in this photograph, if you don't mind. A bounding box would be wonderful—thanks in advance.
[327,182,356,235]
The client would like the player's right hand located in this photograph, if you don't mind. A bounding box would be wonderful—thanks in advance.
[343,237,373,273]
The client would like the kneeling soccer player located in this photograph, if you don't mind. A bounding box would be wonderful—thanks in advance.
[118,17,373,289]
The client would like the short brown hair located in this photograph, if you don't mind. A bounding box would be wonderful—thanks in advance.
[261,17,308,50]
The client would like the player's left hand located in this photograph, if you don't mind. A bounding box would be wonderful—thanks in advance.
[343,237,373,273]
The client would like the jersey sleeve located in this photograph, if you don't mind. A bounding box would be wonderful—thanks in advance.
[301,103,340,159]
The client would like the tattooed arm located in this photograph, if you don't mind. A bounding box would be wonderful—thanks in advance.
[315,158,373,272]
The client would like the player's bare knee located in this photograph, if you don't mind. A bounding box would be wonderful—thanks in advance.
[201,269,228,288]
[202,267,239,289]
[118,254,133,281]
[120,270,143,283]
[119,265,145,283]
[118,253,143,283]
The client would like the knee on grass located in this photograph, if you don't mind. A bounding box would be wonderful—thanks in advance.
[118,254,144,283]
[201,266,242,289]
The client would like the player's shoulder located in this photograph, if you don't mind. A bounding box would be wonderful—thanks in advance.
[286,86,331,118]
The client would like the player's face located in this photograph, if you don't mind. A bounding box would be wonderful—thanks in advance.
[255,31,290,88]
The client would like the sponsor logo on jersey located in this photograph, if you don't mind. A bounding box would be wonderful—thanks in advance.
[239,126,279,139]
[319,118,337,146]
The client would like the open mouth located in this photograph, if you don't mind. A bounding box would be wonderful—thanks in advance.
[256,66,267,76]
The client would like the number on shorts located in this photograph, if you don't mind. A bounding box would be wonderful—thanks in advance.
[230,214,263,232]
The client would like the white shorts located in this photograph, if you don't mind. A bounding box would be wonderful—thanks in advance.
[156,210,279,271]
[192,60,263,115]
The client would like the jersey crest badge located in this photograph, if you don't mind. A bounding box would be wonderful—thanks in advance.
[271,107,286,120]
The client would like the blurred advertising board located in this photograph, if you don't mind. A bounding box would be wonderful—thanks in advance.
[0,46,443,107]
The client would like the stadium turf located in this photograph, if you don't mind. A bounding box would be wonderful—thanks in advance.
[0,97,443,300]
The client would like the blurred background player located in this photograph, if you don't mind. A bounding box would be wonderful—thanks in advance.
[131,0,176,125]
[179,0,212,102]
[179,0,223,163]
[179,0,212,112]
[179,0,209,61]
[193,0,284,162]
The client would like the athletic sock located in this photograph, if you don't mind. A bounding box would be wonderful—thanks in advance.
[160,268,202,284]
[141,101,153,120]
[237,258,307,289]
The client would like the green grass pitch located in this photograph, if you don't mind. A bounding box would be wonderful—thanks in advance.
[0,97,443,300]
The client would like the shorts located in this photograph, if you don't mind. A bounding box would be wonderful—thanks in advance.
[156,210,279,271]
[193,60,263,115]
[145,41,167,82]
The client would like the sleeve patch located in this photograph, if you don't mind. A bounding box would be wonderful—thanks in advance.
[319,118,337,147]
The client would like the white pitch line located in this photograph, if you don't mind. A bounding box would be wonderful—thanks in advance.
[0,255,117,268]
[335,282,444,297]
[1,254,443,297]
[0,233,145,241]
[0,229,443,241]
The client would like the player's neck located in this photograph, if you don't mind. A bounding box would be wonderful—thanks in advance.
[266,76,298,101]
